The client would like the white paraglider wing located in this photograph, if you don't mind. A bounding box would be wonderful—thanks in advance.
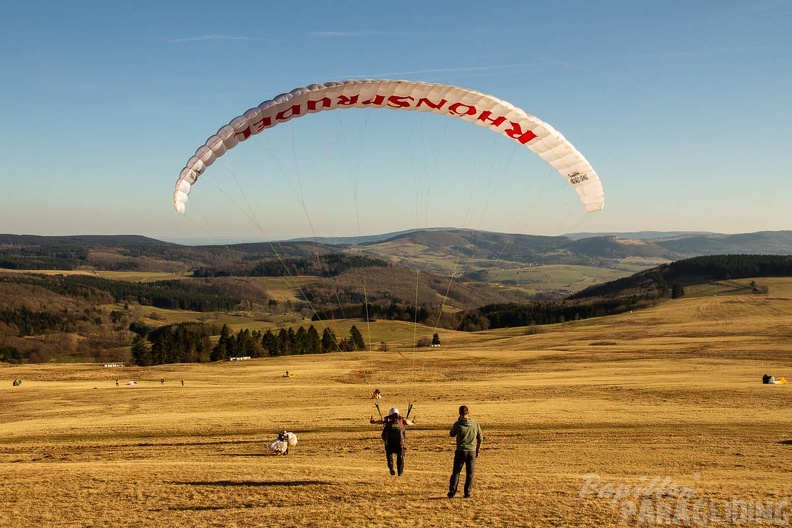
[174,80,604,214]
[269,439,288,453]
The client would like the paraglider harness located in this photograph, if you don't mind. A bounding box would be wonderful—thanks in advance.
[379,403,413,452]
[382,415,406,451]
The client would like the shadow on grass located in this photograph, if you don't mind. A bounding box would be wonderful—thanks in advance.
[169,480,333,487]
[779,440,792,445]
[136,439,259,447]
[161,505,231,511]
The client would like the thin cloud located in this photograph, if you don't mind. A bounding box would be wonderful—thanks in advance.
[312,30,382,37]
[311,29,440,38]
[169,34,255,43]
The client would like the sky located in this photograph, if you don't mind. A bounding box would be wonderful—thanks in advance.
[1,1,790,244]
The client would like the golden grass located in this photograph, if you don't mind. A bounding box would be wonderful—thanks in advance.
[2,280,792,527]
[486,264,629,292]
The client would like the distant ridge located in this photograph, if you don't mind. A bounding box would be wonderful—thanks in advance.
[564,231,713,241]
[1,229,791,280]
[0,234,175,246]
[285,227,453,246]
[3,229,791,258]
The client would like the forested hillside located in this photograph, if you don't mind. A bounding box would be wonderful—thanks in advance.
[570,254,792,299]
[462,255,792,330]
[1,240,791,365]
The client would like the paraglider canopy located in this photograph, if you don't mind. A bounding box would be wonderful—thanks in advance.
[174,79,604,216]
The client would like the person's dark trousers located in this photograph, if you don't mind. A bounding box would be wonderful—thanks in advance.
[386,448,405,475]
[449,449,476,496]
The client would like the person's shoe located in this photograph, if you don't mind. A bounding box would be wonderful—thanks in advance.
[447,492,455,498]
[389,468,396,476]
[463,493,471,498]
[398,469,403,476]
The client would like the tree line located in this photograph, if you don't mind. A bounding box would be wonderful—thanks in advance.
[130,322,366,366]
[62,276,240,311]
[570,254,792,300]
[0,246,89,270]
[193,253,389,278]
[311,302,431,324]
[1,273,240,312]
[666,254,792,281]
[467,255,792,330]
[461,294,660,330]
[0,306,87,336]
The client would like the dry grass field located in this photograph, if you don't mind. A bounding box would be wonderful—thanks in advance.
[2,279,791,527]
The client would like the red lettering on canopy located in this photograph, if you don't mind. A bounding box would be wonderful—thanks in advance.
[417,98,447,110]
[448,102,477,116]
[361,94,386,106]
[258,90,536,147]
[387,95,414,109]
[505,121,538,144]
[251,116,273,132]
[477,111,506,128]
[308,97,332,111]
[234,128,252,141]
[276,105,302,121]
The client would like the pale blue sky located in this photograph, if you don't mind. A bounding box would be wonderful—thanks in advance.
[1,1,790,243]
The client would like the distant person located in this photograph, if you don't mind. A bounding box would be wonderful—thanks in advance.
[448,405,483,498]
[181,380,184,386]
[269,430,298,455]
[370,408,415,476]
[160,378,164,385]
[763,374,787,384]
[115,379,119,387]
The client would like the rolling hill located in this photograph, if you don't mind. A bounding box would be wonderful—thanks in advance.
[4,228,790,280]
